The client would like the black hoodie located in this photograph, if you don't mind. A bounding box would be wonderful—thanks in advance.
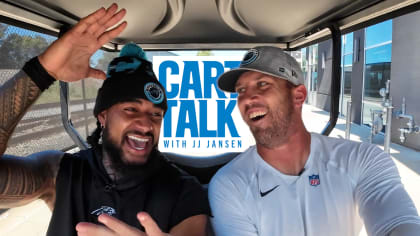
[46,148,209,236]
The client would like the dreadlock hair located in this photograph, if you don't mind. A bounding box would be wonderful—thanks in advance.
[87,120,103,148]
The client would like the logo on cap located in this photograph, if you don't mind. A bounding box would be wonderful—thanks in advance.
[107,58,142,78]
[241,49,259,66]
[144,82,164,104]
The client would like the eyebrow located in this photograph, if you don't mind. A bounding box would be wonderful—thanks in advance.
[125,99,163,112]
[131,99,143,105]
[122,99,144,107]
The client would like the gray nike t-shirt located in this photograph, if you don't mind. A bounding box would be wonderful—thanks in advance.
[209,133,420,236]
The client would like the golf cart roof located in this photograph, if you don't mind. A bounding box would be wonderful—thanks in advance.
[1,0,420,50]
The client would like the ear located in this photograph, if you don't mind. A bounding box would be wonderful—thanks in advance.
[97,110,107,127]
[292,85,307,108]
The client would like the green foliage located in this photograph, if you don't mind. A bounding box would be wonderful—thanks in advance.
[0,33,49,69]
[35,82,60,104]
[0,23,103,105]
[0,24,6,39]
[94,51,118,71]
[196,50,214,56]
[35,79,103,105]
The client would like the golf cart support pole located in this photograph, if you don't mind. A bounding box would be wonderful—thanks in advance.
[60,81,89,150]
[321,24,341,136]
[58,25,89,150]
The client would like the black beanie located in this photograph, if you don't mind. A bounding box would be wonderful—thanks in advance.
[93,43,167,117]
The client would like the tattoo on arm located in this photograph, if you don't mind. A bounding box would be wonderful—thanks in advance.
[0,156,55,208]
[0,71,59,208]
[0,71,41,155]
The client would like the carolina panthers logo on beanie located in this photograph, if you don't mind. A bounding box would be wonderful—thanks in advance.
[106,58,142,78]
[144,82,164,104]
[106,43,148,78]
[241,48,259,66]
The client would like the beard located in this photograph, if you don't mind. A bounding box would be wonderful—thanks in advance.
[101,127,157,175]
[250,96,294,149]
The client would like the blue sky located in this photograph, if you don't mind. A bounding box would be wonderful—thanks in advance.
[365,20,392,48]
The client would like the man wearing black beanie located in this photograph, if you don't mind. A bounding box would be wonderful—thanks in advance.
[0,4,209,236]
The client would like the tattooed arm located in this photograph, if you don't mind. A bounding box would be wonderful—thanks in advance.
[0,152,63,210]
[0,4,127,210]
[0,71,42,155]
[0,71,64,210]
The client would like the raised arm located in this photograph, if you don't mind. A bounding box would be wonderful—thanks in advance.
[38,3,127,82]
[0,3,127,209]
[0,71,42,156]
[354,144,420,235]
[0,69,62,210]
[0,151,64,209]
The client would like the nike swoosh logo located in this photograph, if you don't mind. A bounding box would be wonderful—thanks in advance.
[260,185,279,197]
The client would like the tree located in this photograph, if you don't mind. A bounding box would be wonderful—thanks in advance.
[0,33,49,69]
[94,51,118,72]
[196,50,213,56]
[0,24,7,40]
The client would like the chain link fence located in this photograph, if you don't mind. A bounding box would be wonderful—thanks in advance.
[0,23,116,156]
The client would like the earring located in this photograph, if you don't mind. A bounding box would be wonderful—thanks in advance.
[99,123,104,144]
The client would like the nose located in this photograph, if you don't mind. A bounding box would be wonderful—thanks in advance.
[238,87,260,104]
[132,114,154,134]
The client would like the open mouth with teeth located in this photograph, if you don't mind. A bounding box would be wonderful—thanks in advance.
[126,135,150,151]
[249,111,267,122]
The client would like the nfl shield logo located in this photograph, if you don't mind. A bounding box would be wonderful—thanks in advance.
[309,174,320,186]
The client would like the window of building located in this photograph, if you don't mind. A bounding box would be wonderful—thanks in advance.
[300,48,308,83]
[340,33,354,117]
[308,45,318,92]
[362,20,392,127]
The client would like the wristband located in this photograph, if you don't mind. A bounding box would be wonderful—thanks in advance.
[22,57,56,91]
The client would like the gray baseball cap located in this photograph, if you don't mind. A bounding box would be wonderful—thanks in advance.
[217,46,304,92]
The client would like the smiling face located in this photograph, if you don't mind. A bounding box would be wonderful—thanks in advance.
[235,71,295,148]
[98,98,164,166]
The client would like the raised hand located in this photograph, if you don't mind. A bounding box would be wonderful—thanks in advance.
[76,212,169,236]
[38,3,127,82]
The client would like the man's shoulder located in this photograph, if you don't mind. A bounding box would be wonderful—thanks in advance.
[157,156,203,186]
[62,148,94,160]
[311,132,361,147]
[310,132,388,169]
[312,132,381,155]
[53,148,97,175]
[210,146,257,187]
